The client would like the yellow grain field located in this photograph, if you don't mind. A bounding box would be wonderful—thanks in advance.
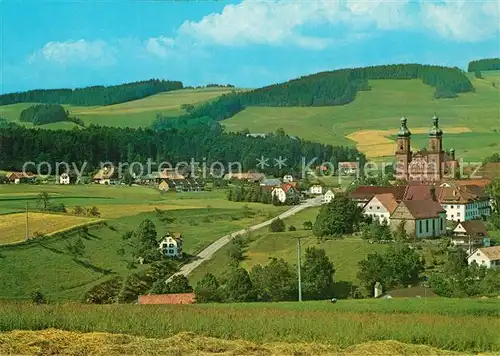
[0,213,99,245]
[347,127,471,158]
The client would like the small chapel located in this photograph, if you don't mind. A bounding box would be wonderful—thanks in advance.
[395,115,459,181]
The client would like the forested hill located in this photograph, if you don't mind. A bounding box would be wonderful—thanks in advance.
[468,58,500,72]
[0,122,364,175]
[0,79,183,106]
[154,64,474,129]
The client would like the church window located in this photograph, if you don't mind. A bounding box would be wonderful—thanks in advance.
[440,218,443,230]
[419,221,423,234]
[426,220,429,231]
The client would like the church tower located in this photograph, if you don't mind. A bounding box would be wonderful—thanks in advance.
[395,117,411,180]
[428,115,443,180]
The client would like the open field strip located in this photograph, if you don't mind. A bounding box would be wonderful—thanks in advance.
[347,126,472,158]
[0,212,100,244]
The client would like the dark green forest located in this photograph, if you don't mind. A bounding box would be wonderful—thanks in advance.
[154,64,474,129]
[0,79,183,106]
[468,58,500,72]
[0,122,364,174]
[20,104,70,126]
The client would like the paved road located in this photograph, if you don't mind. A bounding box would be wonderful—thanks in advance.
[167,197,323,282]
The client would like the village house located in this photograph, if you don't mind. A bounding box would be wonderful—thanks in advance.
[323,189,335,203]
[158,233,183,258]
[338,162,359,175]
[404,183,491,222]
[138,293,195,305]
[283,174,294,183]
[92,166,117,185]
[6,171,36,184]
[272,183,299,203]
[452,220,489,249]
[363,193,398,224]
[309,185,323,195]
[223,172,265,182]
[390,200,446,238]
[349,185,407,207]
[59,173,70,185]
[468,246,500,269]
[439,184,491,222]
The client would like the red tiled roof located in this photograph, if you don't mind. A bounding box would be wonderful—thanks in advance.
[399,200,445,219]
[282,183,298,193]
[339,162,359,169]
[138,293,195,305]
[349,186,407,201]
[456,220,488,238]
[404,185,442,201]
[374,193,399,214]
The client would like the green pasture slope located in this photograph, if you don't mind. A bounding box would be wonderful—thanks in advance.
[1,298,499,353]
[0,87,234,129]
[0,185,286,301]
[189,207,390,287]
[224,72,500,161]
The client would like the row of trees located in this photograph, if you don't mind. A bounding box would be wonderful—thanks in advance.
[228,185,273,204]
[429,248,500,297]
[0,79,183,106]
[313,195,364,236]
[0,122,363,175]
[196,238,336,302]
[19,104,81,126]
[468,58,500,72]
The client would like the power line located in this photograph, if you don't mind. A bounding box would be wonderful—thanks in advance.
[296,236,302,302]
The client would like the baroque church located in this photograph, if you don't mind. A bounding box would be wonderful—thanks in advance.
[395,115,459,181]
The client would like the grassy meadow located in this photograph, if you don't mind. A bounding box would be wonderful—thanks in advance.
[189,207,389,288]
[224,73,500,161]
[0,87,234,129]
[0,184,286,301]
[0,299,499,353]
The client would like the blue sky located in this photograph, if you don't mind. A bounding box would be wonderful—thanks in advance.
[1,0,499,93]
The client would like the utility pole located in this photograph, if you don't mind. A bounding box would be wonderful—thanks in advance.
[297,237,302,302]
[25,202,29,240]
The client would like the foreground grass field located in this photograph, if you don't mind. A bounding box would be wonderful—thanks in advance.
[224,73,500,161]
[0,329,469,355]
[0,299,499,353]
[0,184,286,300]
[0,87,234,128]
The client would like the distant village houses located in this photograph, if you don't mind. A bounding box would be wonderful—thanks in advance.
[6,171,36,184]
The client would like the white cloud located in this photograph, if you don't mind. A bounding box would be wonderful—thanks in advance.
[28,39,116,66]
[178,0,498,48]
[145,36,175,58]
[178,0,411,49]
[421,0,500,42]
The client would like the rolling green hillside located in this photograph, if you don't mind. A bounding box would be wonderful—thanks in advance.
[0,87,235,129]
[1,69,498,161]
[223,72,500,161]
